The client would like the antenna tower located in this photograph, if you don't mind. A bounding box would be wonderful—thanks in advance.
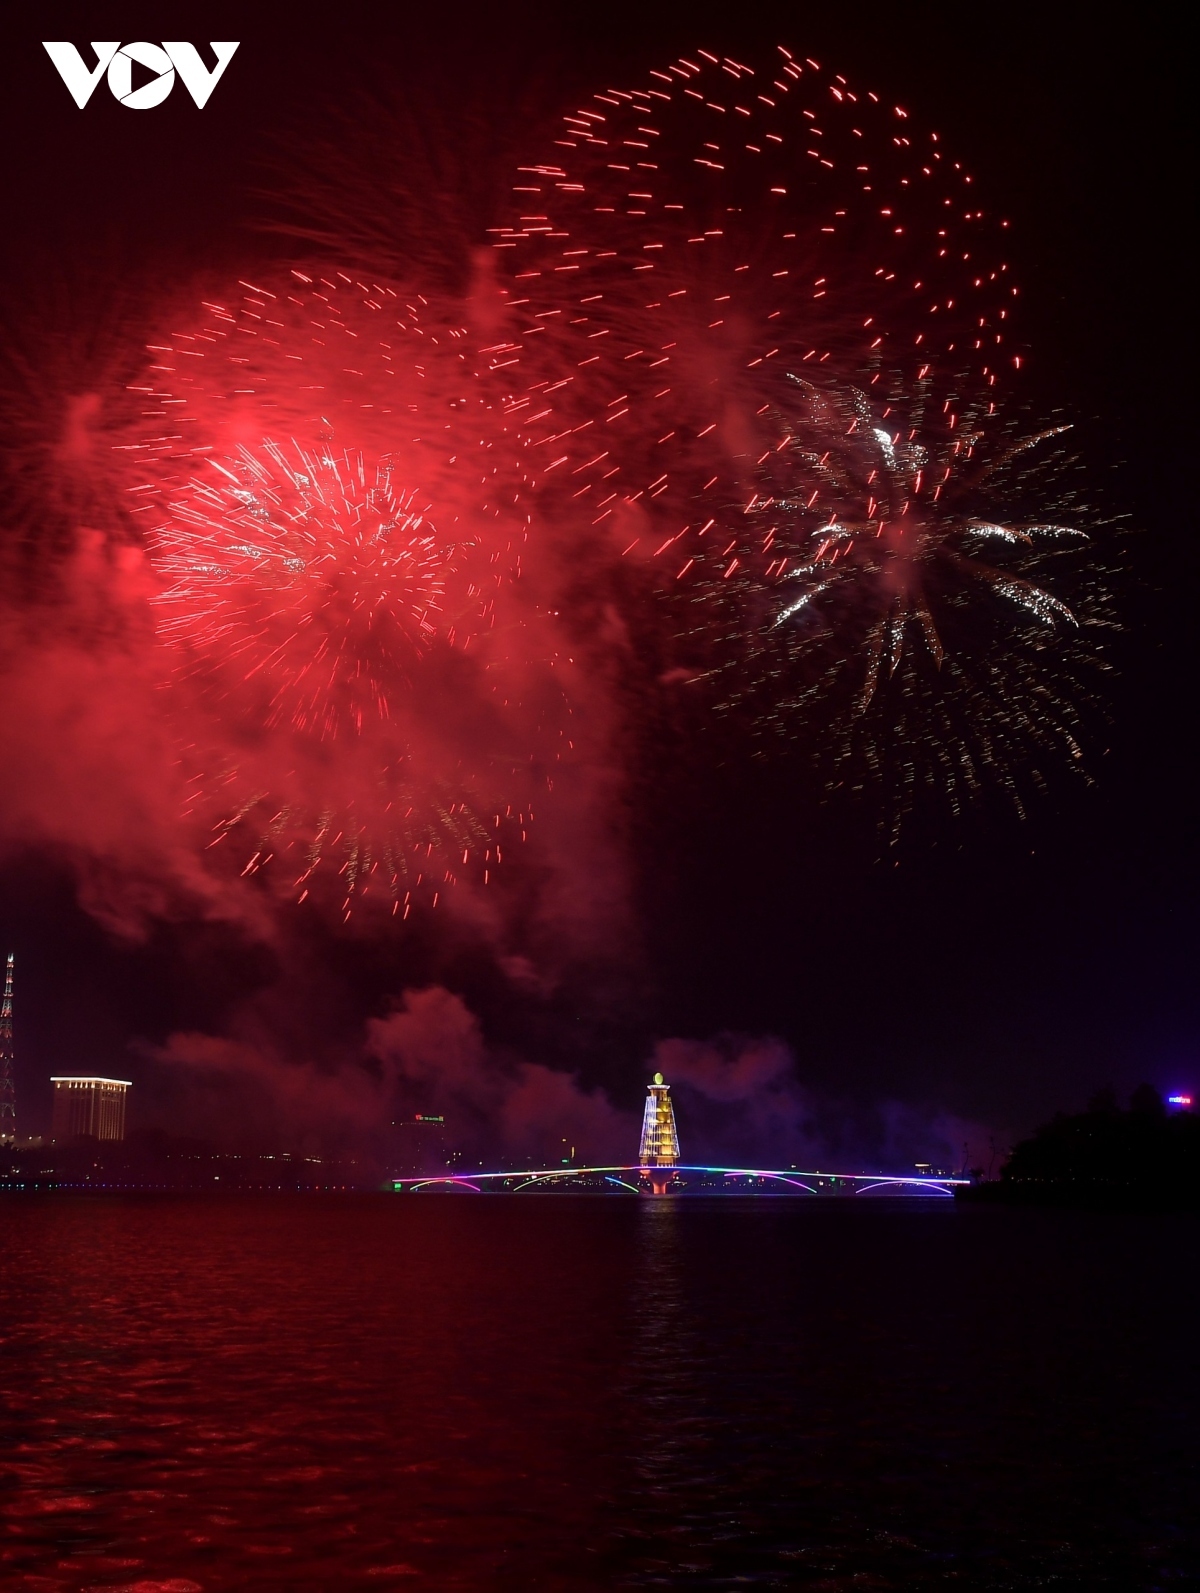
[0,954,15,1143]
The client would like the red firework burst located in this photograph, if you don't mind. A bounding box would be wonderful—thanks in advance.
[483,44,1016,572]
[150,441,457,738]
[473,43,1107,820]
[116,271,570,917]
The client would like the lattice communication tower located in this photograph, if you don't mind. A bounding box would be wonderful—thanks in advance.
[1,954,15,1143]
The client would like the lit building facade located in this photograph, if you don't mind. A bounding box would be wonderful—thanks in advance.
[51,1077,131,1141]
[639,1073,680,1166]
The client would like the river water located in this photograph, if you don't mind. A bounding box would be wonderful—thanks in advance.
[1,1195,1196,1590]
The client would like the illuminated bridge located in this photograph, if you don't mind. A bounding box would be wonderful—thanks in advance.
[391,1075,967,1196]
[391,1165,967,1197]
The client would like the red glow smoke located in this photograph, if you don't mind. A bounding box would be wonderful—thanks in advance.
[116,272,579,919]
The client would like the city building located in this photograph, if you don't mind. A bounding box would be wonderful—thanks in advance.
[639,1072,680,1167]
[51,1077,131,1142]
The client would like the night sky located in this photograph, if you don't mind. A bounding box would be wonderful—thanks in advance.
[1,3,1193,1150]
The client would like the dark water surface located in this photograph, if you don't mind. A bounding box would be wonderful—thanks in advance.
[1,1196,1196,1590]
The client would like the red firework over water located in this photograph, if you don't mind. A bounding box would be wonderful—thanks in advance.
[0,39,1109,934]
[151,442,455,737]
[462,43,1106,818]
[484,46,1015,561]
[116,272,573,916]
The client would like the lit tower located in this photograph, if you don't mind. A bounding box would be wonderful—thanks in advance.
[0,953,15,1143]
[639,1072,680,1194]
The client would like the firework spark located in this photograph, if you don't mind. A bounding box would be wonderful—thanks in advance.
[473,44,1110,819]
[150,440,457,738]
[490,45,1013,525]
[675,379,1113,823]
[118,271,570,915]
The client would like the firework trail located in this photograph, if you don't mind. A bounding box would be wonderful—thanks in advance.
[472,44,1109,817]
[683,382,1113,822]
[491,45,1012,513]
[151,441,456,737]
[118,271,572,917]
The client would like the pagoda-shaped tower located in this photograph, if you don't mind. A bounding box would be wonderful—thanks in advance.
[1,954,15,1144]
[639,1072,679,1191]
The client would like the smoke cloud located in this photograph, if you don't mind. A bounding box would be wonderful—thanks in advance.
[138,983,992,1177]
[656,1034,995,1175]
[141,985,633,1167]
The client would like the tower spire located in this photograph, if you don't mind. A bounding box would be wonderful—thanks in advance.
[0,954,15,1144]
[639,1072,679,1193]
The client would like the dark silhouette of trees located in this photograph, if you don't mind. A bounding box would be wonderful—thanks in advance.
[962,1087,1200,1208]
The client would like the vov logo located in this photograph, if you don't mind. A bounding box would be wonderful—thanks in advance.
[43,42,239,109]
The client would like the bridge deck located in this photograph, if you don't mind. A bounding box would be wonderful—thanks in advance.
[392,1163,967,1195]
